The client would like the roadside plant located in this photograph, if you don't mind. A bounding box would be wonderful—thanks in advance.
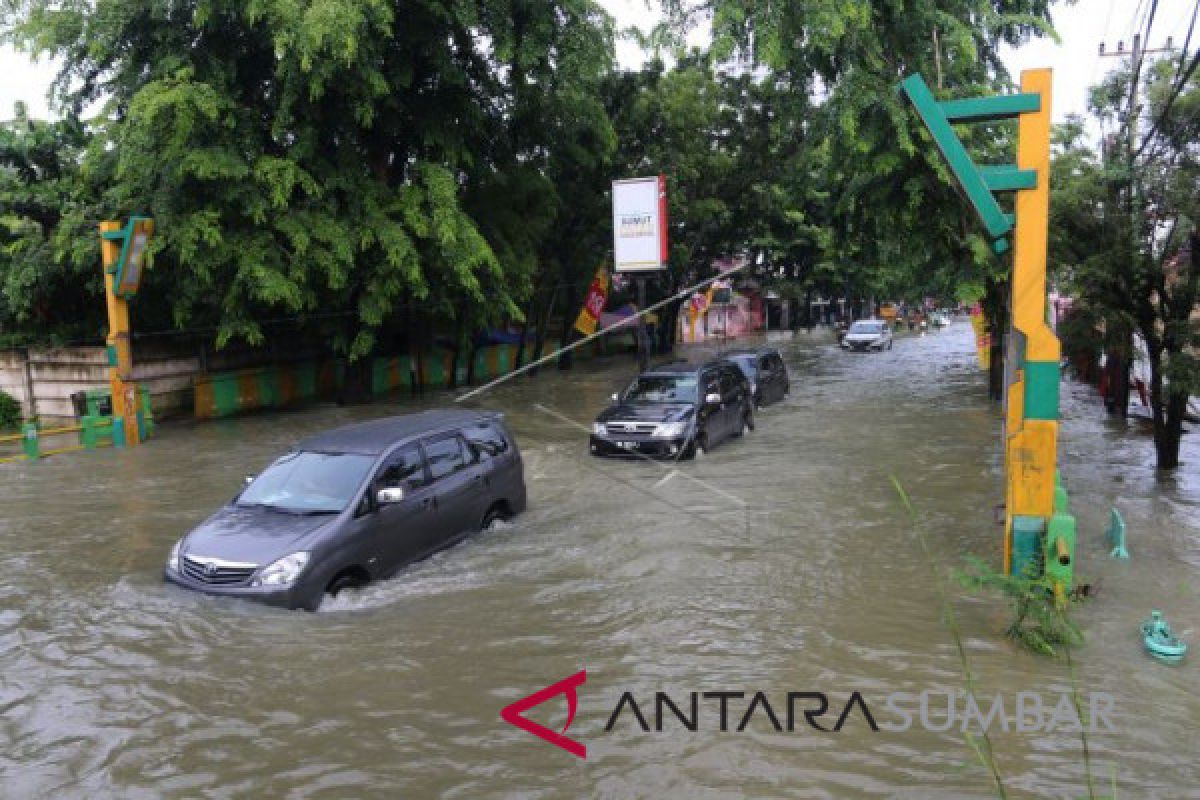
[0,389,21,430]
[956,556,1084,657]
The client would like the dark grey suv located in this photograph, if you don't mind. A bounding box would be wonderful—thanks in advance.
[164,410,526,610]
[590,360,754,459]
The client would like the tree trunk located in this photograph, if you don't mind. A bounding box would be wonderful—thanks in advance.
[531,286,558,375]
[1156,390,1187,470]
[558,280,581,371]
[659,298,682,355]
[1154,231,1200,470]
[514,298,537,370]
[1115,351,1130,419]
[982,276,1008,402]
[1145,339,1180,469]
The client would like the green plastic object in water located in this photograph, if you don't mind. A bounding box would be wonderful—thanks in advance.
[1106,507,1129,559]
[1142,610,1187,661]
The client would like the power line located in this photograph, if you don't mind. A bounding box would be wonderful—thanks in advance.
[1134,0,1200,160]
[1089,0,1120,90]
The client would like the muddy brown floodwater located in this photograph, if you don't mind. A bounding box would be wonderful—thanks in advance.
[1,320,1198,798]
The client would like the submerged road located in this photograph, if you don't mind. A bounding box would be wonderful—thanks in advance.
[1,320,1198,798]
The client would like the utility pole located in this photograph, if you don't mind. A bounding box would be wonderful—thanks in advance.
[1096,33,1175,419]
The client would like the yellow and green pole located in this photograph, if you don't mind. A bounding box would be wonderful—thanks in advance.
[899,69,1074,603]
[100,217,155,447]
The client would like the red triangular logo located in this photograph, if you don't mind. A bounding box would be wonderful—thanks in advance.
[500,670,587,758]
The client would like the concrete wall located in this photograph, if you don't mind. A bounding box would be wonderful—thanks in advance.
[0,346,218,423]
[1,332,637,424]
[0,350,34,422]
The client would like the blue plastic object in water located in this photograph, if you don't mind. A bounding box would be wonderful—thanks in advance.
[1142,610,1187,661]
[1106,507,1129,559]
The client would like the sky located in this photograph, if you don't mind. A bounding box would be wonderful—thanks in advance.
[2,0,1196,132]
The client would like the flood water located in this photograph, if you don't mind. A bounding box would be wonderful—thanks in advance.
[2,320,1198,799]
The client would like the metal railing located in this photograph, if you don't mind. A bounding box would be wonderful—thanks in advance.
[0,416,117,463]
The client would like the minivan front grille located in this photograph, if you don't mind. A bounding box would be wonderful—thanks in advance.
[605,421,658,435]
[181,555,258,586]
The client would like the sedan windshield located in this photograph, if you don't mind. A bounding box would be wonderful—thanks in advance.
[849,321,884,334]
[624,375,698,404]
[238,451,375,513]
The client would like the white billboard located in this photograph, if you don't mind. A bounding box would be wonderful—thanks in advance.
[612,175,667,272]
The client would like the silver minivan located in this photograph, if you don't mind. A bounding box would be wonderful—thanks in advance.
[164,410,526,610]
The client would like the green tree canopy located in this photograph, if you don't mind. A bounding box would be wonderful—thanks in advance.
[2,0,616,357]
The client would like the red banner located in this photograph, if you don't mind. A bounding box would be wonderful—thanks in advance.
[574,267,610,335]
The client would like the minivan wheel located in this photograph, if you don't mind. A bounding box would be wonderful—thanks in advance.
[482,503,510,530]
[326,568,369,597]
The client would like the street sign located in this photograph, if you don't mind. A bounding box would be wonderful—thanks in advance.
[612,175,667,272]
[898,74,1039,254]
[107,216,155,298]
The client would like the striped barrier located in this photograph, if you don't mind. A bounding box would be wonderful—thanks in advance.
[194,361,342,419]
[193,333,637,419]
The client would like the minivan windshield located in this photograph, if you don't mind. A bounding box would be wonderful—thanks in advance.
[238,451,375,513]
[849,321,885,334]
[624,375,698,404]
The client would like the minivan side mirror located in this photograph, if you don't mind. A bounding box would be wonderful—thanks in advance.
[704,392,722,407]
[376,487,405,505]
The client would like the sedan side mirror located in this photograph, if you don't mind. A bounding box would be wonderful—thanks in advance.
[610,392,620,404]
[376,487,405,505]
[243,474,255,486]
[704,392,722,407]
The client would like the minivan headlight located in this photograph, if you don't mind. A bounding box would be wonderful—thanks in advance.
[167,538,183,572]
[252,551,310,587]
[652,421,688,438]
[592,422,607,435]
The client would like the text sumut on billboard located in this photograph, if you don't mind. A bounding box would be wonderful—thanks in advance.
[611,175,668,272]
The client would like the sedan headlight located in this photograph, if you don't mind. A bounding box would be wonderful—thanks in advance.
[652,421,688,438]
[166,538,183,572]
[592,422,607,435]
[252,551,310,588]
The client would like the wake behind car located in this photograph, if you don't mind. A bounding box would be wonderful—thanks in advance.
[164,410,525,610]
[840,319,893,352]
[718,347,790,408]
[590,360,753,459]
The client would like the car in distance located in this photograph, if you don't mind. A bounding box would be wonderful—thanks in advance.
[164,410,525,610]
[719,347,790,408]
[840,319,893,352]
[590,360,753,459]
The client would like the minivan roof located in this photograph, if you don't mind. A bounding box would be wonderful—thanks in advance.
[297,410,499,455]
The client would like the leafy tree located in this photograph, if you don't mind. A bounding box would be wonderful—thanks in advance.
[2,0,616,361]
[0,102,105,343]
[0,387,20,429]
[681,0,1056,395]
[1050,58,1199,469]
